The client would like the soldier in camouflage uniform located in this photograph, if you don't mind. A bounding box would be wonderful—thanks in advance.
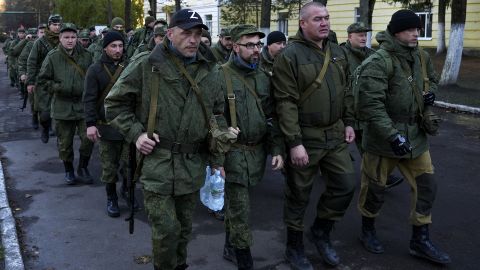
[211,28,233,64]
[88,27,109,62]
[132,25,166,57]
[341,22,405,190]
[12,28,33,100]
[84,31,128,217]
[259,30,286,77]
[105,9,232,270]
[355,10,450,264]
[37,23,94,185]
[27,14,62,143]
[272,2,356,268]
[7,28,26,89]
[219,24,284,270]
[78,30,91,48]
[126,16,155,58]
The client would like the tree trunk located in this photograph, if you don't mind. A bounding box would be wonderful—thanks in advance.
[107,0,113,25]
[260,0,271,35]
[436,0,447,54]
[440,0,467,86]
[175,0,181,12]
[149,0,157,18]
[359,0,376,48]
[125,0,132,29]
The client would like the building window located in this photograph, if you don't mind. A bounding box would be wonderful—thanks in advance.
[416,12,433,40]
[354,7,360,23]
[278,12,288,36]
[205,14,213,33]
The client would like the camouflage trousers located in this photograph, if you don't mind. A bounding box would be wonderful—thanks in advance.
[284,143,356,231]
[225,182,252,249]
[54,119,93,162]
[98,139,128,184]
[143,190,198,270]
[358,151,436,226]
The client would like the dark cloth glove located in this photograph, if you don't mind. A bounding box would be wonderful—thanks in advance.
[390,134,412,156]
[423,91,435,106]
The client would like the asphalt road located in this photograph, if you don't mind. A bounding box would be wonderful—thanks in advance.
[1,49,479,270]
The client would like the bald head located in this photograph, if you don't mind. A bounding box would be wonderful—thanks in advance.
[300,2,326,20]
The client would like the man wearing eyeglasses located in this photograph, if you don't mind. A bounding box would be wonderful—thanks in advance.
[211,27,233,64]
[218,24,284,270]
[272,2,356,268]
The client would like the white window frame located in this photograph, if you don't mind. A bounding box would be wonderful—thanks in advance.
[416,11,433,40]
[205,14,213,33]
[354,7,360,23]
[278,12,288,36]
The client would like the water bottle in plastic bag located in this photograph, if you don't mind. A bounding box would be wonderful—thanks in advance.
[209,169,225,211]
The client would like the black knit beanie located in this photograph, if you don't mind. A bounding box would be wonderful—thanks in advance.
[387,9,423,35]
[267,31,286,46]
[103,31,124,48]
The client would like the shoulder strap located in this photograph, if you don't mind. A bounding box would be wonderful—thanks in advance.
[298,44,331,105]
[418,47,429,93]
[96,63,125,111]
[167,53,210,127]
[40,38,53,52]
[59,49,86,77]
[376,49,393,78]
[395,55,425,116]
[148,65,161,138]
[221,66,237,128]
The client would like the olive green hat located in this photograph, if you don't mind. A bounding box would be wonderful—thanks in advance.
[219,27,231,37]
[145,16,155,26]
[154,25,167,36]
[27,28,37,35]
[17,28,25,33]
[111,17,125,27]
[38,23,47,29]
[60,23,77,33]
[347,22,372,33]
[230,24,265,42]
[79,30,90,39]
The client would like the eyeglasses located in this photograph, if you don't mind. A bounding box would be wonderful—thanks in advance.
[236,42,264,50]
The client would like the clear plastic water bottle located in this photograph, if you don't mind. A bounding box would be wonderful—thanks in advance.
[209,170,225,211]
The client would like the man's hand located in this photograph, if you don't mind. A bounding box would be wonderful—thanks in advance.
[86,126,101,142]
[20,74,27,82]
[345,126,355,143]
[136,132,160,155]
[27,85,35,93]
[290,144,309,167]
[228,127,240,137]
[271,155,284,170]
[390,134,412,156]
[212,166,226,179]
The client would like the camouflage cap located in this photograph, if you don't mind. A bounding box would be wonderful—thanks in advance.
[347,22,372,33]
[48,14,63,24]
[17,28,25,33]
[60,23,77,33]
[27,28,37,35]
[79,30,90,39]
[154,25,167,36]
[219,27,231,37]
[230,24,265,42]
[38,23,47,29]
[111,17,125,26]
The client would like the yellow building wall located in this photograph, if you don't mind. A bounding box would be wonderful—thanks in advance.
[280,0,480,49]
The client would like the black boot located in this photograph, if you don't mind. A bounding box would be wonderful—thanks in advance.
[285,228,313,270]
[234,247,253,270]
[385,175,404,190]
[310,218,339,266]
[410,225,451,264]
[106,183,120,217]
[77,155,94,184]
[359,216,384,254]
[32,114,39,130]
[63,161,75,185]
[174,264,188,270]
[40,127,49,143]
[223,232,236,264]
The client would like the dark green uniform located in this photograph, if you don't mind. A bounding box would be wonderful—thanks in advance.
[259,46,274,77]
[7,37,24,87]
[37,44,94,163]
[127,26,153,58]
[220,55,284,249]
[211,41,231,64]
[340,40,375,153]
[356,30,439,225]
[104,39,227,270]
[272,30,356,231]
[18,40,35,112]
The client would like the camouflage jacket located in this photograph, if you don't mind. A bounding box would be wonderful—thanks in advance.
[127,26,152,59]
[211,41,230,64]
[356,30,438,159]
[26,31,59,86]
[104,39,227,195]
[259,47,274,77]
[37,45,92,120]
[272,29,354,150]
[17,40,34,77]
[219,56,284,187]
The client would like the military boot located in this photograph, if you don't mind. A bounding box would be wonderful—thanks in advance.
[77,155,94,184]
[63,161,75,185]
[234,247,253,270]
[385,175,404,190]
[174,264,188,270]
[310,218,339,266]
[40,127,49,143]
[32,114,39,130]
[359,216,384,254]
[106,183,120,217]
[409,225,451,264]
[223,232,237,265]
[285,228,313,270]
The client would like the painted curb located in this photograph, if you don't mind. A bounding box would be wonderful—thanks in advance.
[0,161,24,270]
[435,101,480,114]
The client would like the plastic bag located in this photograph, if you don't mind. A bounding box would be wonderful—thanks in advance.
[200,166,224,211]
